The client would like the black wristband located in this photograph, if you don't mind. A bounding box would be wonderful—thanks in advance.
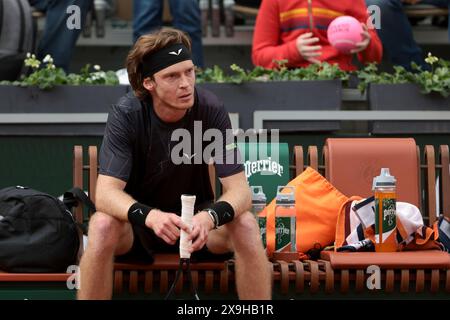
[206,201,235,227]
[128,202,153,227]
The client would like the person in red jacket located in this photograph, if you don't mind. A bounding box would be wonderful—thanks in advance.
[252,0,383,71]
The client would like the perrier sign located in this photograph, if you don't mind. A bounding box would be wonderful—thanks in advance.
[375,197,397,235]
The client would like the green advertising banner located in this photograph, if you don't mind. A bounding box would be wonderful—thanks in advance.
[238,142,290,202]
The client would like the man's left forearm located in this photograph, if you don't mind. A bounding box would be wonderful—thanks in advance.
[217,184,252,217]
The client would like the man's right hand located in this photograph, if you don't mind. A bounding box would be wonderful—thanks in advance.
[296,32,322,64]
[146,209,191,245]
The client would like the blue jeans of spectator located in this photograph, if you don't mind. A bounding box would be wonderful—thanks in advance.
[29,0,91,71]
[365,0,449,70]
[133,0,204,67]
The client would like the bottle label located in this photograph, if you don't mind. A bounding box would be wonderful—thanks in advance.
[375,197,397,237]
[275,217,292,252]
[257,217,294,251]
[258,217,267,248]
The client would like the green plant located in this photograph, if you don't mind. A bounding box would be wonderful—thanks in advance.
[356,53,449,97]
[195,65,230,83]
[411,53,450,97]
[0,54,119,89]
[66,64,119,86]
[196,61,349,84]
[356,63,413,93]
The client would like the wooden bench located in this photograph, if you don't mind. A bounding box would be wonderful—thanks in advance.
[73,140,449,298]
[0,140,448,299]
[302,138,450,295]
[232,3,449,19]
[403,4,449,18]
[73,145,289,297]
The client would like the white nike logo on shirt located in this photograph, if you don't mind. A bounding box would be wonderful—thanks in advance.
[183,153,196,160]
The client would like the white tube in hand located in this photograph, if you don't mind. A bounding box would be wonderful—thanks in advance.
[180,194,196,259]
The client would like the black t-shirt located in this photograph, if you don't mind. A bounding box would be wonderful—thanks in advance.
[99,87,243,214]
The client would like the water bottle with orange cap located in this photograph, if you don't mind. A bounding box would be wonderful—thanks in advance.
[373,168,398,252]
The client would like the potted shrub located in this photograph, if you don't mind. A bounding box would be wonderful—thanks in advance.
[0,54,128,114]
[358,54,450,134]
[196,62,346,132]
[0,54,128,136]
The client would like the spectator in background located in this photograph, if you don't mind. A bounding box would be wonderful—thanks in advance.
[252,0,383,71]
[365,0,449,70]
[133,0,204,67]
[29,0,91,71]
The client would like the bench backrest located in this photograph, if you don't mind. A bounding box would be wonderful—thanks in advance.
[324,138,420,206]
[318,138,450,226]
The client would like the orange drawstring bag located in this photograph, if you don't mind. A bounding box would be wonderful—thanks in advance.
[263,167,348,259]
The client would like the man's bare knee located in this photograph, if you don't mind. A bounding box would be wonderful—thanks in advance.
[228,211,259,234]
[87,212,128,254]
[227,212,261,249]
[207,227,233,254]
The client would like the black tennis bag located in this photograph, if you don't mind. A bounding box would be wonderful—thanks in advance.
[0,186,81,273]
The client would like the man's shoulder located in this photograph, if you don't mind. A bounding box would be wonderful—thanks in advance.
[112,91,143,114]
[195,86,224,111]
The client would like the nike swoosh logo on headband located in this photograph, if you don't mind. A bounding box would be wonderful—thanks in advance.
[169,49,183,56]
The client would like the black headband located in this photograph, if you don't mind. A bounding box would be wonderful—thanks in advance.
[142,43,192,78]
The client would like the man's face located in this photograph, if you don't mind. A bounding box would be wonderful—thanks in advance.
[147,60,196,111]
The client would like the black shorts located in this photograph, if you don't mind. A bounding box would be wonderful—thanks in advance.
[116,202,233,263]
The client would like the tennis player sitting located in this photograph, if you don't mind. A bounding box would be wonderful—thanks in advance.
[77,27,271,300]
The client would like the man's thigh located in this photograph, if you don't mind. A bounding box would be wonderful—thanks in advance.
[206,226,233,254]
[116,224,232,262]
[114,222,135,256]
